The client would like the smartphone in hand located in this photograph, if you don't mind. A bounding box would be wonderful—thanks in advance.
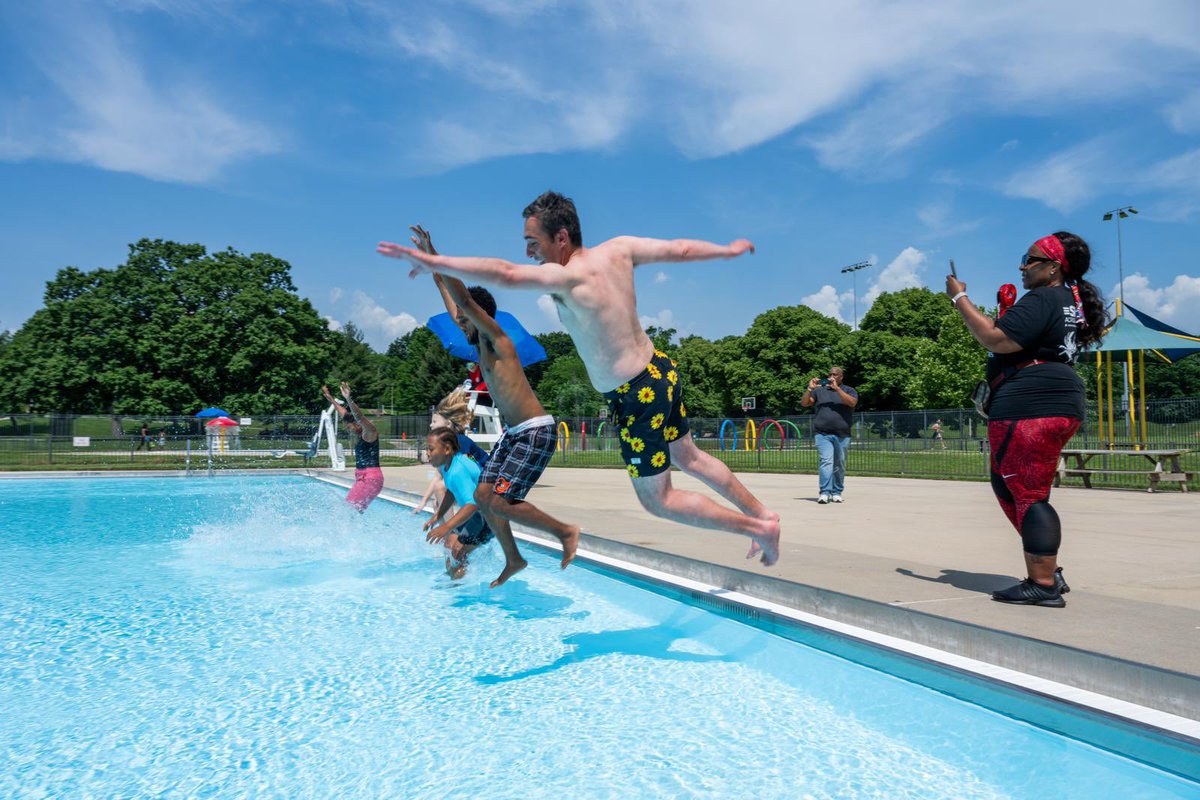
[949,259,957,278]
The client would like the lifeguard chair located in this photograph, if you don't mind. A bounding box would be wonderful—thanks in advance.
[466,391,503,445]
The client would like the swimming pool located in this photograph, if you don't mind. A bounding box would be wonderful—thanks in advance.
[1,476,1196,798]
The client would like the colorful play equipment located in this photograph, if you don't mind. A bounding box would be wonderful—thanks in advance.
[718,419,738,451]
[555,420,570,452]
[720,417,802,451]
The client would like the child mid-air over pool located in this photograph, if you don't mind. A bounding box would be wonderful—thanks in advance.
[423,427,493,580]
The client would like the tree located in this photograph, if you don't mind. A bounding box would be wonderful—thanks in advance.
[675,334,734,418]
[535,355,604,419]
[390,327,461,414]
[725,305,848,413]
[0,239,335,415]
[326,322,388,409]
[905,315,988,409]
[523,331,578,390]
[860,287,956,340]
[644,325,678,354]
[833,330,923,411]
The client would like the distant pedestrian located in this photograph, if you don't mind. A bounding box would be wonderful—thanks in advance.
[931,419,946,450]
[135,423,151,451]
[801,366,858,504]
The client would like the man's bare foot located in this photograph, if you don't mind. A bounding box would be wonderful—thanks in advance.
[559,526,580,570]
[746,510,780,560]
[489,557,527,589]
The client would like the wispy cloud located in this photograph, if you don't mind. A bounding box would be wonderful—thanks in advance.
[0,4,281,183]
[638,308,689,338]
[1112,273,1200,330]
[802,247,927,323]
[536,294,564,331]
[349,290,418,349]
[916,202,983,239]
[800,285,853,324]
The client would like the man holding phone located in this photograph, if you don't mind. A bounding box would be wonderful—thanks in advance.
[801,366,859,504]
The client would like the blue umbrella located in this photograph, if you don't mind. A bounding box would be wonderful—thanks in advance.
[194,407,230,418]
[427,311,547,367]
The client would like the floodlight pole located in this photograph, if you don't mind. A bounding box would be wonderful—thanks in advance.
[1102,205,1137,309]
[840,261,873,330]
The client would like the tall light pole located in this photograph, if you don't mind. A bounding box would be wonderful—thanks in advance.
[840,260,873,331]
[1102,205,1137,308]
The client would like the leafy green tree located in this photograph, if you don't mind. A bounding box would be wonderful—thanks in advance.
[523,331,578,390]
[860,287,955,340]
[725,305,848,413]
[832,331,921,411]
[390,327,461,414]
[644,325,678,354]
[0,239,335,415]
[905,315,988,408]
[326,322,388,408]
[535,355,604,419]
[675,334,735,418]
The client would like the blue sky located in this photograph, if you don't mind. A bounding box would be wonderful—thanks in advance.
[2,0,1199,350]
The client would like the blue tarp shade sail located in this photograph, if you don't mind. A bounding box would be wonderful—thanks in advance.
[1123,303,1200,362]
[194,407,230,418]
[427,312,547,367]
[1091,316,1200,360]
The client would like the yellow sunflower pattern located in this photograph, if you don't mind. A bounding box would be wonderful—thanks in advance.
[638,387,655,404]
[620,427,631,442]
[650,451,667,469]
[664,426,680,442]
[650,413,665,430]
[666,370,678,386]
[667,385,673,403]
[646,363,662,380]
[615,382,630,394]
[680,403,688,418]
[629,437,645,453]
[627,465,639,478]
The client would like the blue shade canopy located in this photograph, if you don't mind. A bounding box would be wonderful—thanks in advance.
[1092,316,1200,359]
[1123,303,1200,362]
[426,312,547,367]
[194,407,230,417]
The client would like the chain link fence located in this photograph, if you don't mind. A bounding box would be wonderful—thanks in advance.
[3,397,1197,488]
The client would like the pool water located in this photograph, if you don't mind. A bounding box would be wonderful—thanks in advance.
[0,477,1195,798]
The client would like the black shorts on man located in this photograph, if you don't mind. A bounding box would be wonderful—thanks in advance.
[604,350,689,479]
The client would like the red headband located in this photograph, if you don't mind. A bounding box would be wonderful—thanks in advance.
[1034,234,1070,274]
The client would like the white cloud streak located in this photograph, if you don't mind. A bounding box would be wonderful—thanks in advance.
[1112,273,1200,331]
[349,290,418,349]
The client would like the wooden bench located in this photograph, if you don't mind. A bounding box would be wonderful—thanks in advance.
[1055,448,1194,492]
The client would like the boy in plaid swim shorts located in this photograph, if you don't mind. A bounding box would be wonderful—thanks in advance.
[406,226,580,589]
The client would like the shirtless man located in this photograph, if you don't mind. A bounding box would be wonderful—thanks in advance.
[411,225,580,587]
[378,191,780,565]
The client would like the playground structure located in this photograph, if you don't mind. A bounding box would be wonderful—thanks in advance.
[310,403,346,470]
[548,416,809,452]
[717,418,803,451]
[466,391,504,445]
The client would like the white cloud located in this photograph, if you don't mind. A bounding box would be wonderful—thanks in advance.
[1164,89,1200,134]
[916,202,983,239]
[1110,273,1200,331]
[638,308,689,338]
[324,315,342,332]
[800,285,852,324]
[349,290,418,349]
[329,287,344,304]
[536,294,564,331]
[0,7,280,183]
[653,271,669,284]
[1001,137,1119,213]
[864,247,927,307]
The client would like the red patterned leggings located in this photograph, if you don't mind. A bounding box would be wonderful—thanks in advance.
[988,417,1080,533]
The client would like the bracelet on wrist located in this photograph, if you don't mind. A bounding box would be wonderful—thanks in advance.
[950,291,968,305]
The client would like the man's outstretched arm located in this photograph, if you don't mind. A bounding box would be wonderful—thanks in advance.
[611,236,755,267]
[377,242,574,292]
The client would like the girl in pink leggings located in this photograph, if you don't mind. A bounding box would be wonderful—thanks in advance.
[323,382,382,512]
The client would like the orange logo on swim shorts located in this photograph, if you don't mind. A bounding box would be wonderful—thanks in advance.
[494,477,513,494]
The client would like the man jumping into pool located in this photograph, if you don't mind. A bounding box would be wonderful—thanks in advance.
[378,192,780,565]
[411,224,580,588]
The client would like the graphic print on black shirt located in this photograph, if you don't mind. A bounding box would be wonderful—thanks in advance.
[986,285,1085,421]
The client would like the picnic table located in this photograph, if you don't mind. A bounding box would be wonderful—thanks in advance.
[1055,448,1194,492]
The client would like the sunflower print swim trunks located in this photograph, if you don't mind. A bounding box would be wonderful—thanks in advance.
[603,350,689,478]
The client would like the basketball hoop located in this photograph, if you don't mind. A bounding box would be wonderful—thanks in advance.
[741,396,756,412]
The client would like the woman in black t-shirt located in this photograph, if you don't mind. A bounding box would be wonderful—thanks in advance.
[945,232,1108,607]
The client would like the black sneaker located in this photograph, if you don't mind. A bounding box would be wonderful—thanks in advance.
[1055,567,1070,594]
[991,578,1066,608]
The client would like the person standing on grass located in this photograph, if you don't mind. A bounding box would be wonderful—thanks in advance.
[135,423,151,451]
[946,231,1107,608]
[378,193,780,566]
[801,366,858,504]
[409,225,580,588]
[322,382,383,512]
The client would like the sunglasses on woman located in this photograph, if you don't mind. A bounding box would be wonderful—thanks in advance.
[1020,254,1058,268]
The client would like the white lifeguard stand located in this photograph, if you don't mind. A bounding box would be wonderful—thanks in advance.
[310,403,346,470]
[466,391,503,445]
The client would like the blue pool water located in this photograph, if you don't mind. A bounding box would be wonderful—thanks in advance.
[0,477,1195,798]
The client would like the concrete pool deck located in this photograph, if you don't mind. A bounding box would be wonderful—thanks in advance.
[365,464,1200,718]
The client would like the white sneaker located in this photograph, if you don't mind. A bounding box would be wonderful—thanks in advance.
[817,494,830,504]
[831,494,843,503]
